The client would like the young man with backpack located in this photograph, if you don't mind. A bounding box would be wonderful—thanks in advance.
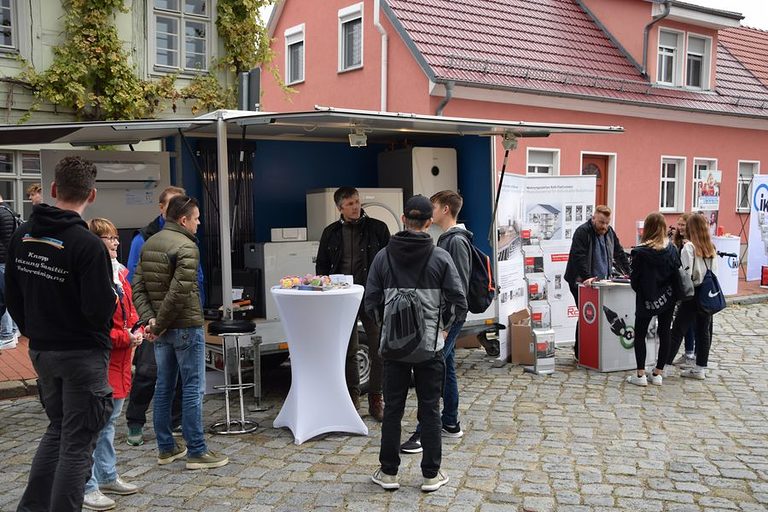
[365,195,467,493]
[400,190,471,454]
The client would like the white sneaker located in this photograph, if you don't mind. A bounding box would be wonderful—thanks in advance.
[0,336,17,350]
[371,468,400,490]
[99,475,139,495]
[82,489,116,511]
[421,470,449,492]
[650,373,663,386]
[626,375,648,387]
[681,368,706,380]
[673,354,695,368]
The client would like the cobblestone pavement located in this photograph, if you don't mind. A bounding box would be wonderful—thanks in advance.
[1,303,767,511]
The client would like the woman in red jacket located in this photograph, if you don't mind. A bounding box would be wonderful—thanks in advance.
[83,218,143,511]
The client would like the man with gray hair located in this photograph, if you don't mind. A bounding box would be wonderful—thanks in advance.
[7,156,117,511]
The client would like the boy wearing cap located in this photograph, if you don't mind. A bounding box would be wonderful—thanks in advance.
[364,195,467,493]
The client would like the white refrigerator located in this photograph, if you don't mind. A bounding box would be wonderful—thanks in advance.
[251,241,320,320]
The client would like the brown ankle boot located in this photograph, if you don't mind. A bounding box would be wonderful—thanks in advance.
[368,393,384,422]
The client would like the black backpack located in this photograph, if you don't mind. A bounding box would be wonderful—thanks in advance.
[453,232,496,314]
[380,247,437,363]
[695,259,726,314]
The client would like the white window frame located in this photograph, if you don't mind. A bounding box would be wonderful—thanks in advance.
[526,148,560,176]
[691,157,717,210]
[284,23,305,85]
[150,0,212,74]
[657,29,684,86]
[0,150,41,218]
[736,160,759,212]
[685,33,712,90]
[0,0,16,51]
[338,2,363,73]
[659,156,686,212]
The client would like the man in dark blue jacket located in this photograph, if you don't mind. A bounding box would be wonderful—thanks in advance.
[8,156,117,512]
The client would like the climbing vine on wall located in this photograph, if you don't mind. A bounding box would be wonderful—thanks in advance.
[18,0,277,121]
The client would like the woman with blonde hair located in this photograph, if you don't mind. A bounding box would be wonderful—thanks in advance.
[83,218,142,510]
[667,213,717,380]
[670,212,696,366]
[626,212,680,386]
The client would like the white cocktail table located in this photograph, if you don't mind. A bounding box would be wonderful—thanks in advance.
[271,285,368,444]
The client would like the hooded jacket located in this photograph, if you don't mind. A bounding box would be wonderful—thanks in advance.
[5,204,116,351]
[630,242,680,318]
[364,230,468,357]
[131,220,204,333]
[436,224,472,296]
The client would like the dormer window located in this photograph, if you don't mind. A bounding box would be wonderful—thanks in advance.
[657,30,681,85]
[686,35,711,89]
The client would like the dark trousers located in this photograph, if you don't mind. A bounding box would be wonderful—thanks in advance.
[668,299,713,368]
[633,308,673,371]
[349,308,383,395]
[380,353,445,479]
[125,341,182,429]
[18,349,113,512]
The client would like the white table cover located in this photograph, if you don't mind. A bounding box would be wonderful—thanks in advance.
[271,285,368,444]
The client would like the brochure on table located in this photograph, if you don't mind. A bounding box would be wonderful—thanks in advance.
[747,174,768,281]
[495,174,596,361]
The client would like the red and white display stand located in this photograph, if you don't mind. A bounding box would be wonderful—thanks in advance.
[578,282,656,372]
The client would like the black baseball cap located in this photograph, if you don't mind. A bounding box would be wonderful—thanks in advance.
[404,195,433,220]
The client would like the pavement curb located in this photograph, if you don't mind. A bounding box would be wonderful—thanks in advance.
[0,379,38,400]
[726,293,768,306]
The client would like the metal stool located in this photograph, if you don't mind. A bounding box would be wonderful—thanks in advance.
[208,320,259,435]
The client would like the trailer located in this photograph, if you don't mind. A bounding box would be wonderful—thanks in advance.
[0,107,623,398]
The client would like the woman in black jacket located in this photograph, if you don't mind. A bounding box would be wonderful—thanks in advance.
[627,212,680,386]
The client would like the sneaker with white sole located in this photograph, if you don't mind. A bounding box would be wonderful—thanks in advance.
[680,368,705,380]
[157,442,187,465]
[400,432,423,454]
[99,475,139,495]
[185,450,229,470]
[626,374,648,387]
[0,336,18,350]
[82,489,116,511]
[421,470,449,492]
[441,423,463,438]
[371,468,400,490]
[126,426,144,447]
[650,373,663,386]
[672,354,695,368]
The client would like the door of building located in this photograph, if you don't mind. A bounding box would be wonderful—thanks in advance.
[582,155,609,206]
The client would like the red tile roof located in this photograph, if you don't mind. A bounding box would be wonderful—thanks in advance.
[385,0,768,118]
[720,26,768,88]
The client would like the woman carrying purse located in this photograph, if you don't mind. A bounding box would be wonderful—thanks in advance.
[667,213,717,380]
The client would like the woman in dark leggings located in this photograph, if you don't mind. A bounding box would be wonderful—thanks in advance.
[627,213,680,387]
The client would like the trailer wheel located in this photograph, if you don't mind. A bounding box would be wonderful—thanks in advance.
[357,336,371,394]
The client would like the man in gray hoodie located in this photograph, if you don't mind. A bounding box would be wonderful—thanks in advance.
[365,195,467,493]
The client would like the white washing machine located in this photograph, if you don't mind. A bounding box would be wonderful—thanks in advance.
[306,187,404,241]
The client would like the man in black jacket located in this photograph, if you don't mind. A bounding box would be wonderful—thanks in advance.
[8,156,117,512]
[316,187,390,419]
[564,205,630,357]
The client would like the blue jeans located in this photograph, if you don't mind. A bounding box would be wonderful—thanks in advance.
[153,327,207,457]
[415,320,464,433]
[0,263,18,338]
[85,398,125,493]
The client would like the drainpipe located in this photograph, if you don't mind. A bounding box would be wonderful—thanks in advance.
[435,80,454,116]
[641,0,671,78]
[373,0,388,112]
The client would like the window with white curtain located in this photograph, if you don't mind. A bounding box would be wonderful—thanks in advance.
[660,157,685,211]
[285,24,305,85]
[658,30,680,85]
[686,35,710,89]
[526,149,560,175]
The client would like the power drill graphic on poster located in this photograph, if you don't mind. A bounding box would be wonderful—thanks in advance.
[602,306,635,349]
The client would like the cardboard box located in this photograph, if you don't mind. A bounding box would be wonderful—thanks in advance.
[508,310,534,365]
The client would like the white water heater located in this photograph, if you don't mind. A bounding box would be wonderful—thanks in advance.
[306,187,403,241]
[377,147,458,200]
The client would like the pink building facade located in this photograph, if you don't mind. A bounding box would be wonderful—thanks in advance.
[262,0,768,244]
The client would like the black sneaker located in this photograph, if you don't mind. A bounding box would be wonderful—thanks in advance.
[441,423,463,438]
[400,432,423,454]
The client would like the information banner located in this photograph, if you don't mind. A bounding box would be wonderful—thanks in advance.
[747,175,768,281]
[696,170,721,210]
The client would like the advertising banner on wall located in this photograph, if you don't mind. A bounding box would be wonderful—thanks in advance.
[496,175,596,359]
[696,170,721,211]
[747,174,768,281]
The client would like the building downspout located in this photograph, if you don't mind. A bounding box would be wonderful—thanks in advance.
[435,80,454,116]
[641,0,671,78]
[373,0,388,112]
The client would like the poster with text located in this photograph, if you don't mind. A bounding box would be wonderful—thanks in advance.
[747,174,768,281]
[696,170,722,211]
[541,240,579,345]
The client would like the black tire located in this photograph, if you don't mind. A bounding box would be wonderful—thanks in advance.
[357,333,371,395]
